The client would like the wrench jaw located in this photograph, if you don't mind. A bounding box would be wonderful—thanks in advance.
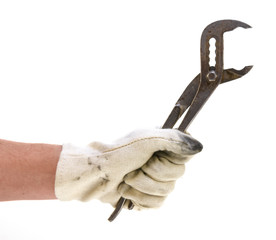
[221,66,253,84]
[202,20,252,37]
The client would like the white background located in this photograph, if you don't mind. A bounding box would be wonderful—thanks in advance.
[0,1,275,239]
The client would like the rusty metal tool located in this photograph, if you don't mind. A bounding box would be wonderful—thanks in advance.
[108,19,253,222]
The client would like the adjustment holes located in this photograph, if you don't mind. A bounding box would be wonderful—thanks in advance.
[209,37,216,67]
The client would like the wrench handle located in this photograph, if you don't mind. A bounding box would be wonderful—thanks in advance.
[108,197,134,222]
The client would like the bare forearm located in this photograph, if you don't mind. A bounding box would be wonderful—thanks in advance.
[0,139,62,201]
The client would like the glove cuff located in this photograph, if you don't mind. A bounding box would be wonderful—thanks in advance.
[55,143,104,201]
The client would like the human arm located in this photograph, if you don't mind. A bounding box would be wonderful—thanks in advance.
[0,139,62,201]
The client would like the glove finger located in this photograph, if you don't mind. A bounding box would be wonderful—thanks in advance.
[155,150,193,165]
[118,183,166,209]
[124,170,176,196]
[141,154,186,181]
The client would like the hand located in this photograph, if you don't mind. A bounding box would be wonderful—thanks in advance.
[55,129,202,209]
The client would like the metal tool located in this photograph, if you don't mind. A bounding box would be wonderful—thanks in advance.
[108,19,253,222]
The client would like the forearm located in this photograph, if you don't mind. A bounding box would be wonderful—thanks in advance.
[0,139,62,201]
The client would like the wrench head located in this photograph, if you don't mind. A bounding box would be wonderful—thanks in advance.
[200,20,252,87]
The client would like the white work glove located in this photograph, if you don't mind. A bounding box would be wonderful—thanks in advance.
[55,129,202,209]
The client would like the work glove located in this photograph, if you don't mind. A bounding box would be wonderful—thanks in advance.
[55,129,202,209]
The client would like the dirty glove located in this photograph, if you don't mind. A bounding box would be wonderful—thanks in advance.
[55,129,202,209]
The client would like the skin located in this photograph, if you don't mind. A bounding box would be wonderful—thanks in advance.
[0,139,62,201]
